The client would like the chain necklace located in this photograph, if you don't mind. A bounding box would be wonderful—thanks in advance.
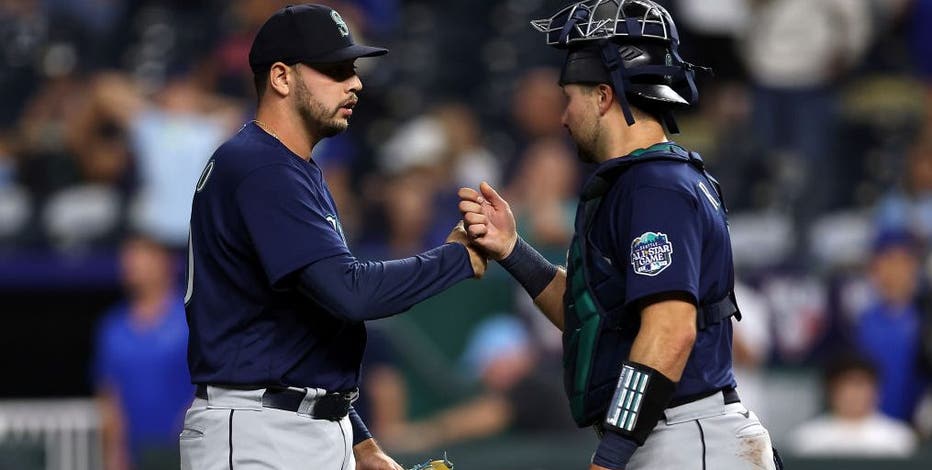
[253,119,281,142]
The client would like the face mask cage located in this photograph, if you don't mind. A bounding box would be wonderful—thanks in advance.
[530,0,675,48]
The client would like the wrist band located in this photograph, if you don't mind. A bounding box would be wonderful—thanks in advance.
[348,407,372,445]
[592,430,639,469]
[499,236,558,299]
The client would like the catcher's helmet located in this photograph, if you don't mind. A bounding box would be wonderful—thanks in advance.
[531,0,708,133]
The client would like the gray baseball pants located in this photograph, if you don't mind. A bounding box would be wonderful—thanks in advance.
[179,386,355,470]
[626,390,777,469]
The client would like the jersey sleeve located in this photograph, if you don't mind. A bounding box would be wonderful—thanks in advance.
[236,163,351,286]
[620,185,701,308]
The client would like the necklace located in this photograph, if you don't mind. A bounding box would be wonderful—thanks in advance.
[253,119,281,142]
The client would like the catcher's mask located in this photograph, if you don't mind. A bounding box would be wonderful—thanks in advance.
[531,0,710,133]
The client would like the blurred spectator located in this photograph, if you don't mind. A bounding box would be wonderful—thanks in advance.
[210,0,289,99]
[357,166,447,259]
[874,131,932,241]
[510,68,565,144]
[674,0,750,73]
[359,109,481,257]
[12,75,131,250]
[0,132,13,187]
[0,132,31,246]
[88,71,242,248]
[788,354,917,457]
[732,281,775,425]
[673,0,750,109]
[761,273,830,364]
[911,0,932,129]
[503,137,578,354]
[855,230,929,422]
[433,102,501,189]
[381,315,574,453]
[0,0,85,127]
[505,67,569,182]
[354,325,408,438]
[15,76,90,196]
[93,234,192,470]
[506,137,577,252]
[742,0,873,222]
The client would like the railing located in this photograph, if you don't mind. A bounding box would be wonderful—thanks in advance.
[0,399,101,470]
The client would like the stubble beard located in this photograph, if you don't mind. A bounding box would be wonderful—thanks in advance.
[293,78,348,139]
[573,119,600,164]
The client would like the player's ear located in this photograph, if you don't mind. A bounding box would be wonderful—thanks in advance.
[268,62,292,98]
[597,83,614,116]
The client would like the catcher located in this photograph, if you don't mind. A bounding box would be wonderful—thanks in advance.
[459,1,782,468]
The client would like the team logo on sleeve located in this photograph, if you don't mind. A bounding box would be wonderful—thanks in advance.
[325,214,347,244]
[630,232,673,276]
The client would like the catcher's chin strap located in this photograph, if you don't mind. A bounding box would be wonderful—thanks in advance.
[595,13,711,134]
[598,41,636,127]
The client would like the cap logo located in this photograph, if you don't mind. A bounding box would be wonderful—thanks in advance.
[331,11,349,37]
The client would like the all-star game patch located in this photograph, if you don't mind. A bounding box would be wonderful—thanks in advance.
[630,232,673,276]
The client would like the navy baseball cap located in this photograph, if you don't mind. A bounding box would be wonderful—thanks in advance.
[249,4,388,72]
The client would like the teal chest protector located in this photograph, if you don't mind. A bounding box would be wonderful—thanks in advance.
[562,144,741,427]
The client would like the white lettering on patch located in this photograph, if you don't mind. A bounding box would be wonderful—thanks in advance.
[630,231,673,276]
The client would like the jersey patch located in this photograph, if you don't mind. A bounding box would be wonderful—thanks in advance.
[630,231,673,276]
[325,214,346,244]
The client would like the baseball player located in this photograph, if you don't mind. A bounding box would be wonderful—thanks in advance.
[459,1,781,469]
[179,5,485,470]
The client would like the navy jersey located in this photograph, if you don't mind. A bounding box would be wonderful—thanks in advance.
[589,143,736,400]
[184,122,472,391]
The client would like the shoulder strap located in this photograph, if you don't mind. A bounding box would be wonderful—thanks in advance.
[698,291,741,328]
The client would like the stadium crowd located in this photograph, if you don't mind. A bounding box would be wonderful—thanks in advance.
[2,0,932,468]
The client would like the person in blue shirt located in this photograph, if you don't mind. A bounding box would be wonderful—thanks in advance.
[856,230,929,423]
[93,234,192,470]
[179,5,484,470]
[460,1,777,469]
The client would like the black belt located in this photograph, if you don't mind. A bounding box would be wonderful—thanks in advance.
[195,385,356,421]
[668,386,740,408]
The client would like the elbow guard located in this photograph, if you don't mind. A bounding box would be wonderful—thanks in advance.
[604,361,676,445]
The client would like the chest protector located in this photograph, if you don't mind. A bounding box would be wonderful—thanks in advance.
[563,145,741,427]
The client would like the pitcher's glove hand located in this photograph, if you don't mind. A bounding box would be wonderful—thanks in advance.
[407,453,454,470]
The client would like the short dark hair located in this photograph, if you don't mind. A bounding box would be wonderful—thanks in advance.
[253,66,270,104]
[823,353,878,386]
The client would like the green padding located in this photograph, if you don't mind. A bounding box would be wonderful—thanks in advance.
[566,239,602,421]
[570,292,600,421]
